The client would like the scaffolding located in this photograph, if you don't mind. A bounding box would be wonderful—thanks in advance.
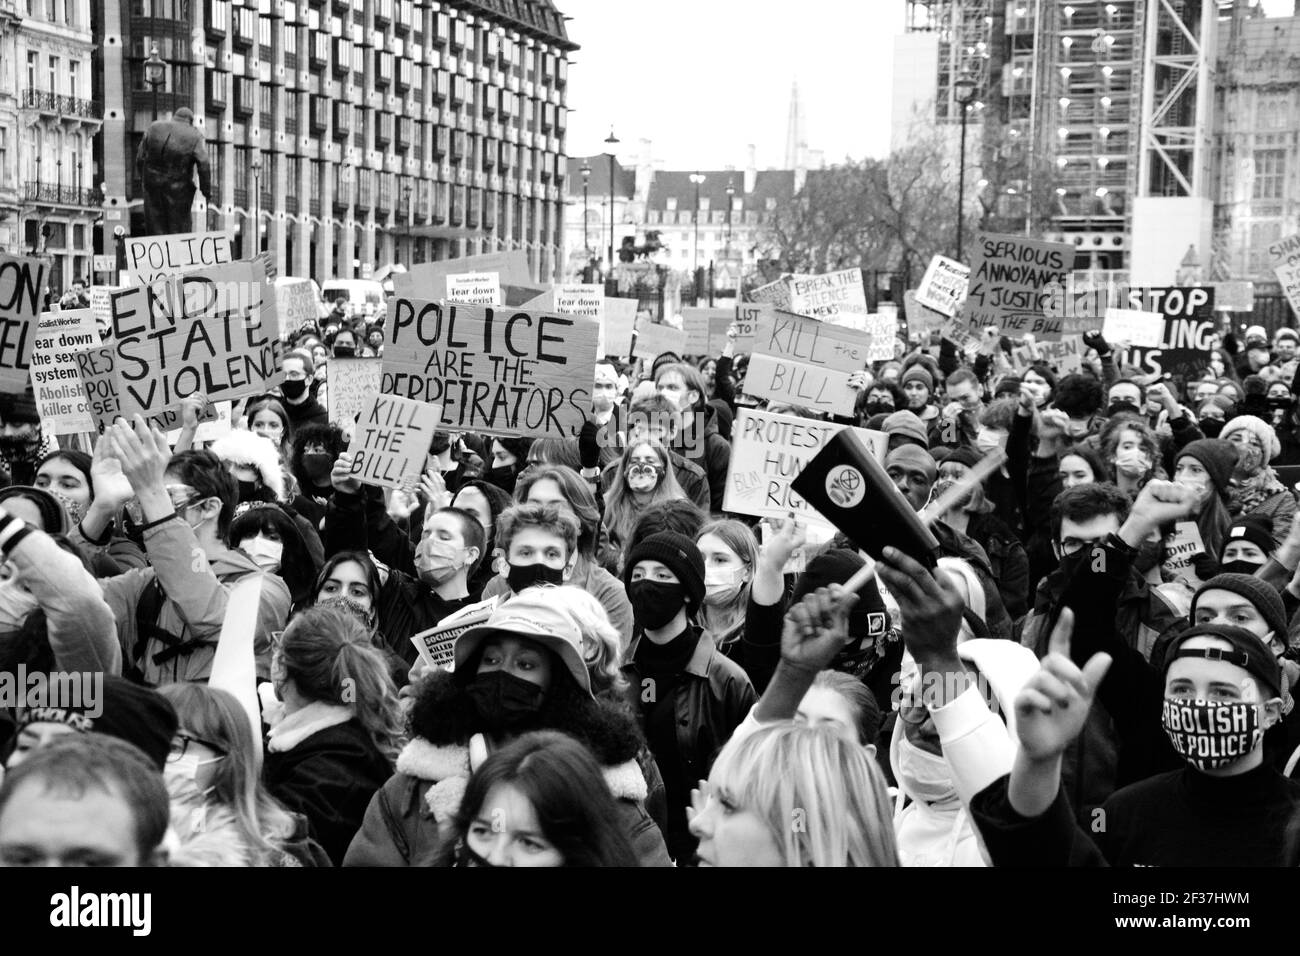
[905,0,995,123]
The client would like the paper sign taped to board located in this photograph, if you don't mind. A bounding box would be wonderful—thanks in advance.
[346,395,443,489]
[31,309,100,434]
[0,253,49,393]
[446,272,502,306]
[964,232,1073,339]
[381,299,599,440]
[327,357,383,426]
[632,320,687,361]
[124,232,234,287]
[789,269,867,322]
[916,255,970,318]
[391,252,532,301]
[1102,307,1164,349]
[410,596,499,670]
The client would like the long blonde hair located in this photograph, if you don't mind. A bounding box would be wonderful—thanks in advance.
[709,722,899,867]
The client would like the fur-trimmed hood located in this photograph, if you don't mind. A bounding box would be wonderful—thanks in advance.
[211,429,285,500]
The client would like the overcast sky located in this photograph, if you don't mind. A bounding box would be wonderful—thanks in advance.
[560,0,1296,170]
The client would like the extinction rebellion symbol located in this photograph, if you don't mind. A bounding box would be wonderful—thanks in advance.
[825,465,865,508]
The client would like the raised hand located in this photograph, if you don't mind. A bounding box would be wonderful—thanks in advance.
[179,391,210,430]
[779,585,859,674]
[876,546,964,668]
[418,468,451,510]
[331,451,362,495]
[90,431,135,509]
[1120,479,1197,548]
[1013,609,1112,762]
[107,416,172,496]
[759,514,807,572]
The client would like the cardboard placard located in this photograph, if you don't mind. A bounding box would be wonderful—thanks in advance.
[73,260,283,432]
[1018,335,1084,374]
[748,277,793,311]
[744,310,871,417]
[733,302,768,352]
[863,314,898,362]
[0,254,48,392]
[681,307,733,356]
[1212,281,1254,313]
[382,299,599,440]
[31,309,100,434]
[409,596,499,671]
[789,268,867,322]
[723,408,887,525]
[603,297,638,358]
[391,251,532,301]
[965,232,1074,339]
[631,320,687,361]
[1163,520,1205,582]
[446,272,502,306]
[1102,307,1164,348]
[916,255,970,318]
[124,232,234,287]
[346,394,443,489]
[904,290,949,335]
[1114,287,1216,389]
[1270,233,1300,320]
[275,279,320,334]
[327,356,384,425]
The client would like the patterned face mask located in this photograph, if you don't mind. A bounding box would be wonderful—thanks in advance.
[1161,698,1262,771]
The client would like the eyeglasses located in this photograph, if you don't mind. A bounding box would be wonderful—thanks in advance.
[168,733,228,762]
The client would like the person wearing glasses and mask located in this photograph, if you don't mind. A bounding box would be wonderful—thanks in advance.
[84,420,292,686]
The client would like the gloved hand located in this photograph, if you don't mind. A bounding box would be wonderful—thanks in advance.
[579,419,601,470]
[1082,330,1110,356]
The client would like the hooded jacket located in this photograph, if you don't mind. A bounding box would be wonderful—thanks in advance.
[890,639,1039,867]
[342,669,671,867]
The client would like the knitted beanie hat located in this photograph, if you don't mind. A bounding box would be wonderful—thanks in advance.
[1192,573,1288,642]
[1175,439,1238,494]
[791,548,890,640]
[901,365,934,392]
[622,531,706,611]
[1221,515,1275,559]
[1220,415,1281,462]
[881,410,928,448]
[16,675,178,771]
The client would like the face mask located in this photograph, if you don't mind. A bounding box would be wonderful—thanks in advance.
[301,453,334,483]
[164,753,224,789]
[0,435,41,463]
[628,579,687,630]
[333,345,356,358]
[863,401,894,417]
[626,463,661,493]
[975,429,1006,455]
[703,566,746,605]
[416,539,467,586]
[47,489,87,529]
[1175,475,1210,499]
[1114,447,1151,477]
[1268,396,1292,410]
[1235,445,1264,475]
[1219,559,1265,576]
[316,595,375,629]
[237,480,262,504]
[241,535,284,572]
[0,580,39,630]
[506,561,565,593]
[1056,546,1093,581]
[1106,400,1138,418]
[1200,419,1225,438]
[896,735,958,806]
[280,378,308,400]
[465,670,547,732]
[487,466,517,495]
[1161,698,1262,771]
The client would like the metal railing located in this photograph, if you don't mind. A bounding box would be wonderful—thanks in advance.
[23,182,103,205]
[21,88,103,119]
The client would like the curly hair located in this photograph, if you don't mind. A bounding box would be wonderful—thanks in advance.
[1052,373,1104,419]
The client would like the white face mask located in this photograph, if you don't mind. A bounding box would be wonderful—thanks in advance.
[241,535,284,572]
[1114,447,1152,477]
[0,580,40,631]
[164,753,223,791]
[896,735,958,806]
[975,429,1006,455]
[704,566,747,604]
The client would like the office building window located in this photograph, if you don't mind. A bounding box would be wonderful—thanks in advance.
[1254,149,1286,201]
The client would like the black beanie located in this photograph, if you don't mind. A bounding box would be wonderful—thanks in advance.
[17,674,178,771]
[791,549,890,639]
[622,531,706,611]
[1192,573,1288,644]
[0,389,40,426]
[1222,515,1275,560]
[1177,439,1238,495]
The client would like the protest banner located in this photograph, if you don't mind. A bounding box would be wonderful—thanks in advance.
[789,269,867,323]
[1015,335,1083,374]
[89,286,116,335]
[391,251,532,301]
[734,302,768,353]
[749,277,792,312]
[604,297,638,358]
[124,232,234,286]
[275,279,320,335]
[682,308,733,356]
[1212,281,1254,313]
[1102,307,1164,348]
[410,596,498,671]
[631,320,687,361]
[1116,286,1216,390]
[446,272,502,306]
[1270,233,1300,320]
[723,408,887,526]
[382,299,599,440]
[1164,520,1205,583]
[964,232,1073,339]
[0,254,48,392]
[327,356,383,425]
[75,259,283,432]
[863,314,898,362]
[744,310,871,417]
[31,309,99,434]
[553,283,604,353]
[346,394,443,489]
[916,255,970,318]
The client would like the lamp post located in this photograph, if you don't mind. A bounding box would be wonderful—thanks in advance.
[56,157,62,203]
[604,128,618,277]
[580,161,591,256]
[144,44,166,122]
[953,73,978,262]
[725,177,735,286]
[689,172,705,276]
[251,157,262,254]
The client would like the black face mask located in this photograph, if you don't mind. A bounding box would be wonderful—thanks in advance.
[487,465,518,495]
[1106,400,1138,418]
[1268,396,1292,411]
[629,579,688,630]
[281,378,308,400]
[1200,419,1225,439]
[1056,546,1092,582]
[237,480,262,503]
[301,453,334,484]
[465,670,547,732]
[1220,559,1266,576]
[863,401,894,417]
[333,345,356,358]
[0,434,41,462]
[507,562,565,593]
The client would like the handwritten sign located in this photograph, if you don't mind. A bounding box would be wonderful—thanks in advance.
[723,408,886,526]
[1115,287,1216,388]
[31,309,100,434]
[447,272,502,306]
[382,299,598,440]
[0,254,48,392]
[749,277,793,312]
[864,314,898,362]
[916,255,970,318]
[734,302,768,353]
[744,310,870,417]
[73,259,283,432]
[1102,307,1164,349]
[682,308,733,356]
[275,279,320,334]
[1163,520,1205,583]
[1270,233,1300,320]
[789,268,867,323]
[965,232,1073,339]
[631,320,687,361]
[391,251,532,301]
[1015,335,1084,374]
[124,232,234,287]
[327,356,384,425]
[346,395,443,489]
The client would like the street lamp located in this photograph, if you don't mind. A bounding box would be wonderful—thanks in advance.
[604,128,618,276]
[689,172,706,276]
[725,177,735,278]
[251,157,262,254]
[953,73,978,262]
[580,161,591,255]
[144,44,166,122]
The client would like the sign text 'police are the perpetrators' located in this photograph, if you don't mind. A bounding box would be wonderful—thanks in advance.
[382,299,598,440]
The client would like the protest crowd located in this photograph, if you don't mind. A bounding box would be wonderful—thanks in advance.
[8,235,1300,872]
